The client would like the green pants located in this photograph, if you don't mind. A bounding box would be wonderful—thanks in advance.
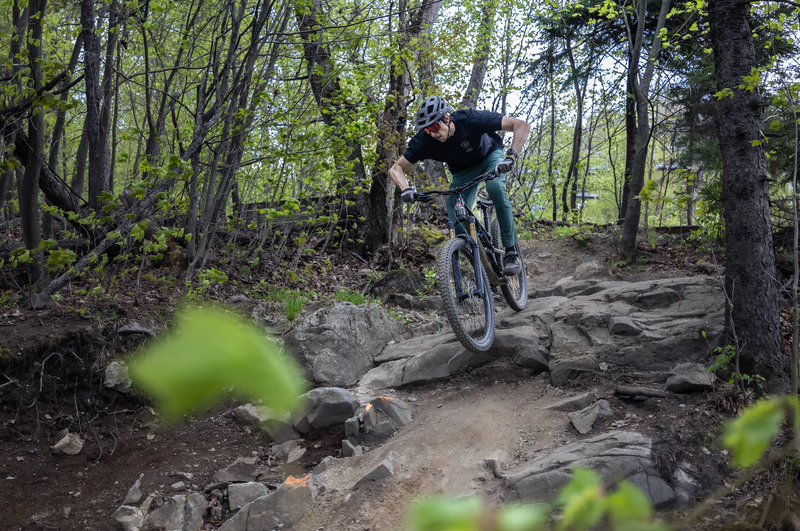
[446,150,517,248]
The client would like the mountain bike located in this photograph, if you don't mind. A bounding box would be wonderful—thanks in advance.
[410,170,527,353]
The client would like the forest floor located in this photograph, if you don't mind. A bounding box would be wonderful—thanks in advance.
[1,221,798,531]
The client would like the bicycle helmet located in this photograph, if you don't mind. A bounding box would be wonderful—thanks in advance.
[414,95,450,130]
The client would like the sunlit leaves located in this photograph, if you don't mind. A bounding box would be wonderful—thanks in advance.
[555,468,605,531]
[723,396,798,469]
[410,496,547,531]
[128,306,306,421]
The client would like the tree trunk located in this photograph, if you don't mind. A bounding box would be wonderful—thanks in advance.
[619,69,635,223]
[81,0,106,213]
[295,0,371,252]
[461,0,495,110]
[548,67,558,222]
[564,37,583,221]
[19,0,47,288]
[98,0,119,193]
[709,0,788,391]
[619,0,671,261]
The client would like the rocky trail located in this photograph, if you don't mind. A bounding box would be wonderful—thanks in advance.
[0,232,775,531]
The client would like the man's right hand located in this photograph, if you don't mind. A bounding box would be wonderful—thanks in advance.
[401,188,416,203]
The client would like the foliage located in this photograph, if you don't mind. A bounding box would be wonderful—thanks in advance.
[334,287,369,305]
[707,344,766,393]
[282,290,310,322]
[128,306,306,421]
[723,395,799,469]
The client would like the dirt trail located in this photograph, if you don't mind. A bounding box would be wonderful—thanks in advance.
[0,234,736,531]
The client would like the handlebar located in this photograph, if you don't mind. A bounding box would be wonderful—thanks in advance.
[412,170,500,203]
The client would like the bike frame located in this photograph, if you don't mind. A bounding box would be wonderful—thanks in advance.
[417,170,510,298]
[417,170,507,286]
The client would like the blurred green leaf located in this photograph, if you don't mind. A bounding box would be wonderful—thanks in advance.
[556,468,604,531]
[129,306,306,421]
[605,481,652,527]
[723,397,784,468]
[410,496,483,531]
[497,503,549,531]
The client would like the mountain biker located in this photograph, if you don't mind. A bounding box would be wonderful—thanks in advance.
[388,95,531,275]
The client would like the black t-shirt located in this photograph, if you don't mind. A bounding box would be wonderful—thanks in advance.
[402,108,504,174]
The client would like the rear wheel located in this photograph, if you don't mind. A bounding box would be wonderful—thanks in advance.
[436,237,495,352]
[492,219,528,311]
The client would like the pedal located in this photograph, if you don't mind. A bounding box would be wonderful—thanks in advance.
[492,247,505,255]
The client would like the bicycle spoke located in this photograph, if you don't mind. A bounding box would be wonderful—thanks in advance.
[437,238,494,352]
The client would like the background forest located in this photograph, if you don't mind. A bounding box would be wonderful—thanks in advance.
[1,0,799,389]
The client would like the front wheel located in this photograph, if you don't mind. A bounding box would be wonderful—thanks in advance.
[436,237,495,352]
[491,219,528,311]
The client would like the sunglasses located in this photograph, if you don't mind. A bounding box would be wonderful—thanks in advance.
[423,121,442,135]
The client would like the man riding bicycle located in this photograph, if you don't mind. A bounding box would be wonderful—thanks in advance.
[388,95,531,274]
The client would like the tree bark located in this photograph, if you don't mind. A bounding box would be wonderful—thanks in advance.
[709,0,789,391]
[461,0,496,110]
[563,37,583,221]
[81,0,107,212]
[619,0,671,261]
[19,0,47,287]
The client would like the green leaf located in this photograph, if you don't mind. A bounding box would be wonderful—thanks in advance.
[723,397,785,468]
[555,468,604,531]
[128,307,306,421]
[605,482,652,527]
[410,496,483,531]
[496,503,549,531]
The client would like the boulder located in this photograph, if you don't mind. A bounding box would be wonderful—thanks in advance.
[112,506,144,531]
[666,362,715,393]
[547,277,725,385]
[506,431,678,507]
[122,474,144,505]
[143,495,185,531]
[184,493,206,531]
[371,268,427,297]
[284,301,411,386]
[574,260,601,280]
[608,316,642,336]
[544,392,596,412]
[104,361,132,393]
[51,433,84,455]
[370,396,413,427]
[567,400,614,434]
[359,359,406,390]
[213,457,259,483]
[342,439,362,457]
[241,475,320,530]
[353,458,394,489]
[297,387,360,429]
[228,482,269,510]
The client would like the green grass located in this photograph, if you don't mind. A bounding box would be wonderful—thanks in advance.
[335,287,368,305]
[282,290,309,321]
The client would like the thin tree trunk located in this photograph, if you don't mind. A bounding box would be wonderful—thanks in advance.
[564,37,583,220]
[461,0,495,110]
[19,0,47,288]
[548,68,557,222]
[81,0,106,213]
[619,0,671,261]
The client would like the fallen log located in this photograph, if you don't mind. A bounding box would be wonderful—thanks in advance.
[615,386,667,398]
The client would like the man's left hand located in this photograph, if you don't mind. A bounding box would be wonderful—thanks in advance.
[496,156,514,174]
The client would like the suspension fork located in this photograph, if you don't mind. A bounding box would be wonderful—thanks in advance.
[448,228,486,301]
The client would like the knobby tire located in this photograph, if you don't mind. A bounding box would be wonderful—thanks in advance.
[436,237,495,353]
[491,219,528,311]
